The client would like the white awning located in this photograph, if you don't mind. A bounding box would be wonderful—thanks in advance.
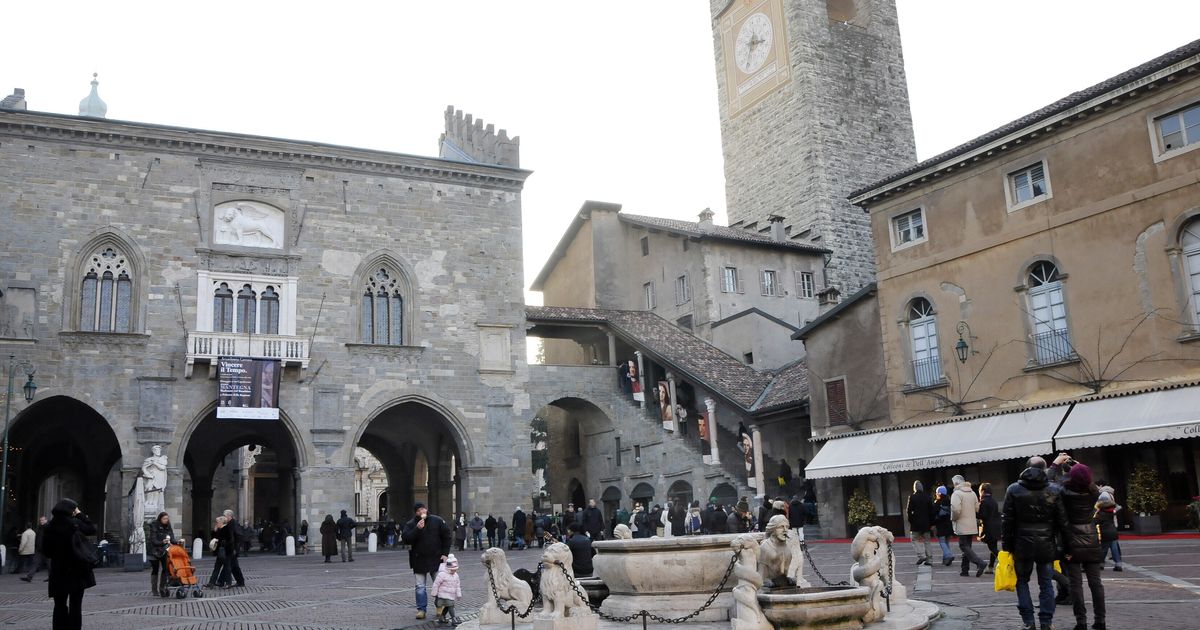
[805,406,1068,479]
[1054,387,1200,450]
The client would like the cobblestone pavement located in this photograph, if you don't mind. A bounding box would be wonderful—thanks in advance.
[1,538,1197,629]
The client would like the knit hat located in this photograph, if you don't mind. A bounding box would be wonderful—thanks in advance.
[445,553,459,568]
[736,498,749,513]
[413,502,426,513]
[936,485,948,496]
[1067,462,1093,491]
[772,500,786,511]
[951,475,965,486]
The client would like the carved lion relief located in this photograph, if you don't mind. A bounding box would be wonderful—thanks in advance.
[213,201,285,249]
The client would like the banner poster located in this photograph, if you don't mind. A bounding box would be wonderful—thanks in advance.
[699,412,711,465]
[657,381,675,432]
[217,357,281,419]
[630,361,644,402]
[738,422,757,490]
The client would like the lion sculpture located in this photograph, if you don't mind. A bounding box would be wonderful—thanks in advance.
[537,542,596,627]
[479,547,534,624]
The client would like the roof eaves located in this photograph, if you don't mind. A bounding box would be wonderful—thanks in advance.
[792,283,876,340]
[711,307,803,333]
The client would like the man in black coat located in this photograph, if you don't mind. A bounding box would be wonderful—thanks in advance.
[565,523,595,577]
[581,499,604,541]
[336,510,356,562]
[788,496,805,536]
[222,510,247,587]
[906,481,934,566]
[1002,457,1069,630]
[401,502,452,621]
[484,514,497,548]
[511,507,527,549]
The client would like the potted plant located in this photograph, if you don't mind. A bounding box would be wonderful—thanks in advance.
[1127,463,1168,535]
[1187,495,1200,534]
[847,487,876,530]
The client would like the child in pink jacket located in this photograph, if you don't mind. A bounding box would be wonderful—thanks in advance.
[431,554,462,625]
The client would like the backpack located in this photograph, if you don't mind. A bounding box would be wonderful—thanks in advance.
[690,513,702,532]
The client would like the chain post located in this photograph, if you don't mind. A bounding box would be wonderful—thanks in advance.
[641,610,648,630]
[884,538,894,613]
[510,607,515,630]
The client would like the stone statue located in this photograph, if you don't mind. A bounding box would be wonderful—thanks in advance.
[850,525,906,624]
[730,534,772,630]
[128,477,146,556]
[479,547,533,624]
[612,524,633,540]
[535,542,596,630]
[758,514,809,589]
[141,444,168,517]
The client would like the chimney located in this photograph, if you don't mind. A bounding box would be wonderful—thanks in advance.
[698,208,715,232]
[768,215,786,242]
[0,88,26,111]
[817,286,841,311]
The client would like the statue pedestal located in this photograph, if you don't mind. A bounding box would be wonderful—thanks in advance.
[533,611,597,630]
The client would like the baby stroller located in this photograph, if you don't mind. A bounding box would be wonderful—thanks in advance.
[165,543,204,598]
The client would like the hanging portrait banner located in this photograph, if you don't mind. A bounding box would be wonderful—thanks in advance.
[739,422,757,490]
[217,356,281,419]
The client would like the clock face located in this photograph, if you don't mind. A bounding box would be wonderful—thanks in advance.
[734,12,774,75]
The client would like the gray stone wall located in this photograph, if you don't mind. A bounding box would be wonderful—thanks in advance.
[0,111,536,535]
[710,0,917,294]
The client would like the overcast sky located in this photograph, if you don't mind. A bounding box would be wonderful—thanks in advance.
[4,1,1199,302]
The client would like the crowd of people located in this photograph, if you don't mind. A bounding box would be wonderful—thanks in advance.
[908,453,1120,630]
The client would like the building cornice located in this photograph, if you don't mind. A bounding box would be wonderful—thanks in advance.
[0,110,532,191]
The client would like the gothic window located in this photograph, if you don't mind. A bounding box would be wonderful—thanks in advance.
[259,286,280,335]
[361,267,404,345]
[236,284,257,334]
[79,246,134,333]
[1026,261,1072,364]
[907,297,940,387]
[213,283,234,332]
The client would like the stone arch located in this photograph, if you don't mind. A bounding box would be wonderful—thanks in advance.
[1014,253,1069,289]
[533,396,617,517]
[350,250,418,346]
[630,482,655,507]
[709,482,738,508]
[351,390,475,469]
[174,400,309,470]
[1167,206,1200,246]
[667,480,694,506]
[64,226,149,332]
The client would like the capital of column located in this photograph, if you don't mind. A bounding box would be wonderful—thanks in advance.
[704,398,716,412]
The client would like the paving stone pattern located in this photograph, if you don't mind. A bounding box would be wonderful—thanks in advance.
[1,540,1198,629]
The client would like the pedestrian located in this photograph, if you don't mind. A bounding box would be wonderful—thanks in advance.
[933,486,955,566]
[524,513,535,548]
[484,514,497,548]
[19,515,48,582]
[669,501,686,537]
[1095,487,1122,571]
[711,504,729,534]
[454,513,468,551]
[686,501,703,535]
[43,499,96,630]
[17,522,36,574]
[906,481,934,566]
[950,474,988,577]
[788,495,805,537]
[582,499,604,541]
[1062,462,1106,630]
[470,513,485,550]
[495,516,508,549]
[727,502,751,533]
[221,510,247,587]
[401,502,452,621]
[297,519,309,555]
[630,503,645,538]
[386,519,398,548]
[566,523,595,577]
[148,512,177,597]
[335,510,356,562]
[511,507,527,550]
[660,501,673,538]
[320,514,337,563]
[431,553,463,625]
[977,482,1001,573]
[532,512,545,548]
[206,516,232,587]
[1002,456,1069,630]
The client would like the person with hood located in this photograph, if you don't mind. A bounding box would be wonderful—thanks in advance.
[582,499,605,541]
[484,514,497,548]
[431,553,463,625]
[1002,457,1069,630]
[950,474,988,577]
[320,514,338,563]
[933,486,955,566]
[401,502,452,620]
[43,499,96,630]
[148,512,178,597]
[1062,463,1106,630]
[511,507,527,550]
[469,512,485,550]
[977,483,1002,573]
[1095,487,1122,571]
[906,481,934,566]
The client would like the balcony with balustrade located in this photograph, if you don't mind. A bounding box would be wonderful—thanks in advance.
[185,331,309,378]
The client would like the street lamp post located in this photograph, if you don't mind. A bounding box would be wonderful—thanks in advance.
[0,355,37,572]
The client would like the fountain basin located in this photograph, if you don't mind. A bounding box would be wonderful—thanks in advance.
[592,534,753,622]
[757,586,871,630]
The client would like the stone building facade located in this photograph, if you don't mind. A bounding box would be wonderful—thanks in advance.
[805,39,1200,534]
[709,0,916,293]
[0,101,537,538]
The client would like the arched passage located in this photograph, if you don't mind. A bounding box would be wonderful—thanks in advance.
[630,482,655,508]
[535,397,615,515]
[709,482,737,509]
[6,396,122,536]
[355,400,465,521]
[667,480,694,507]
[601,485,621,525]
[181,407,302,537]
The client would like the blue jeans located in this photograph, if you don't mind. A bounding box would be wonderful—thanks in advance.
[1101,540,1122,565]
[1015,558,1056,626]
[472,531,483,549]
[937,535,953,560]
[414,570,436,611]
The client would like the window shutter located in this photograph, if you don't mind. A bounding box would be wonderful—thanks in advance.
[826,380,848,426]
[760,270,768,296]
[737,268,744,294]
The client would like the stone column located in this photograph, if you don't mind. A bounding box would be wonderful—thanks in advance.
[750,425,766,500]
[665,372,678,432]
[191,485,213,539]
[634,351,647,410]
[607,332,617,367]
[704,398,720,465]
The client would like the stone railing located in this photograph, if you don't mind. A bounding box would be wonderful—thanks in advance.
[185,331,309,377]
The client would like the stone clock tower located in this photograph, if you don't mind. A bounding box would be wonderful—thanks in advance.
[711,0,916,292]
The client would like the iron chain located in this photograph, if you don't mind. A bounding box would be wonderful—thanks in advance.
[801,542,852,587]
[485,561,544,619]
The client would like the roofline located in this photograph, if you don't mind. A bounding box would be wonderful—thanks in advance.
[792,283,877,340]
[850,43,1200,206]
[529,200,621,291]
[618,214,832,255]
[710,307,803,333]
[0,108,532,185]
